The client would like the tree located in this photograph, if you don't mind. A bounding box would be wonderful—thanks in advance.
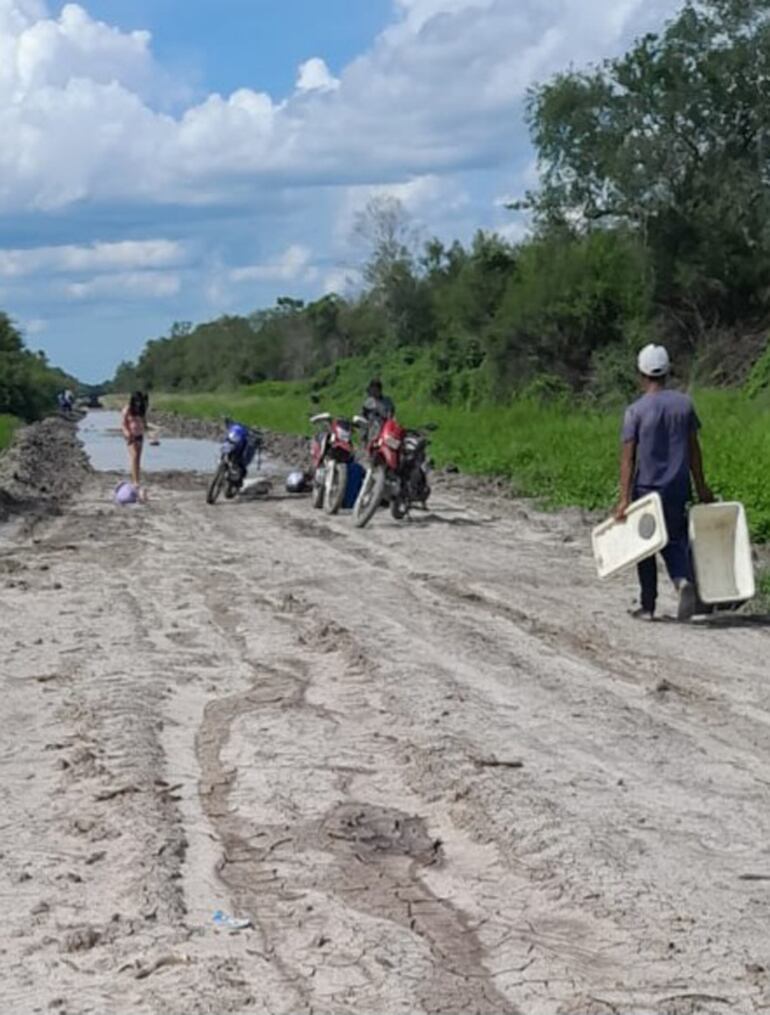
[0,312,75,420]
[0,312,23,354]
[353,196,435,346]
[526,0,770,326]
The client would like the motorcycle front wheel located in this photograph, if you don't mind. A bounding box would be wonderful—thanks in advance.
[390,496,408,520]
[324,461,347,515]
[311,476,324,509]
[206,462,227,505]
[353,465,386,528]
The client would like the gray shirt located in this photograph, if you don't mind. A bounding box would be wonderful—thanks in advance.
[621,389,700,500]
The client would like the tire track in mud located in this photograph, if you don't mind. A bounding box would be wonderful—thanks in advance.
[195,575,518,1014]
[274,509,770,762]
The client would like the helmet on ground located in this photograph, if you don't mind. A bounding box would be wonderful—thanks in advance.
[285,470,308,493]
[637,344,670,378]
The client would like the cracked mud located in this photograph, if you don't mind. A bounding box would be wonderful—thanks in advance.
[1,463,770,1014]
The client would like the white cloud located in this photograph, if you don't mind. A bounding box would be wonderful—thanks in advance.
[21,315,47,334]
[321,266,359,297]
[296,57,339,93]
[494,218,530,244]
[1,1,153,93]
[391,0,496,35]
[0,0,682,211]
[0,238,186,276]
[334,174,468,244]
[64,270,180,300]
[229,245,314,284]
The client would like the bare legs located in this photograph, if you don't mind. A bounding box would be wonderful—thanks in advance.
[128,438,143,487]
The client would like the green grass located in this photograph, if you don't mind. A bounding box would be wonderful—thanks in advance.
[156,385,311,437]
[154,380,770,542]
[0,414,20,452]
[755,567,770,612]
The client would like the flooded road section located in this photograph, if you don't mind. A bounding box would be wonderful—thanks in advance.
[78,410,223,473]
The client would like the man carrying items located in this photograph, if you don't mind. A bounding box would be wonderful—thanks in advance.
[616,344,714,621]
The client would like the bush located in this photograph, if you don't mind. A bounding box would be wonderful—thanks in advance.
[745,337,770,398]
[0,414,20,452]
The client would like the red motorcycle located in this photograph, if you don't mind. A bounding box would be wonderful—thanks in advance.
[309,413,355,514]
[352,415,432,528]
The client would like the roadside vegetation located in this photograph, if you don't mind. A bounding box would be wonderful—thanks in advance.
[0,313,76,427]
[155,367,770,541]
[0,414,20,452]
[117,0,769,536]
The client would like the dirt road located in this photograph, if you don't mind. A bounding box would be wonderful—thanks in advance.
[2,465,770,1014]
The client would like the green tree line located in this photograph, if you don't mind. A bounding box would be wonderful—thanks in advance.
[0,313,76,422]
[113,0,770,402]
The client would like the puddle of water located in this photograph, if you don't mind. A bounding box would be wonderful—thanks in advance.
[78,410,278,476]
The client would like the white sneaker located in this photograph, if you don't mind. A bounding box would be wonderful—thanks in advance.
[676,579,696,622]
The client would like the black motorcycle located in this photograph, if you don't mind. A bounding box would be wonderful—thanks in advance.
[389,427,433,519]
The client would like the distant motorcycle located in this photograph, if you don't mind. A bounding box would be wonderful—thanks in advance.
[309,412,355,514]
[206,418,263,504]
[352,415,432,528]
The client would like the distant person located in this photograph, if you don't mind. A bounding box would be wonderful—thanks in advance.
[615,344,714,621]
[361,378,395,443]
[121,391,147,487]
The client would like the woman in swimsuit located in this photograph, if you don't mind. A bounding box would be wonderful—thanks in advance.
[121,391,147,487]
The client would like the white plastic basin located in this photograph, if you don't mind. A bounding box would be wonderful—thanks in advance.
[689,502,755,604]
[592,492,669,579]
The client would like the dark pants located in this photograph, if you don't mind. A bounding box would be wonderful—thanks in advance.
[636,490,693,613]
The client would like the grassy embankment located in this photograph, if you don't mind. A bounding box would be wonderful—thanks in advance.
[0,414,20,452]
[153,356,770,544]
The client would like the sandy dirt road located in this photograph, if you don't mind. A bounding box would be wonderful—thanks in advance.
[1,469,770,1015]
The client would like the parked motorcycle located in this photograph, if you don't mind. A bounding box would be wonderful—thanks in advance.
[206,418,263,504]
[352,415,432,528]
[309,413,355,514]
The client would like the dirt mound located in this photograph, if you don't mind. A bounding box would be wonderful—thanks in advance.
[0,415,91,524]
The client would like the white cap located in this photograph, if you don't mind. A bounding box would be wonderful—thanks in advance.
[637,343,670,377]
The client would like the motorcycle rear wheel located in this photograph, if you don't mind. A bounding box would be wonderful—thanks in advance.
[324,461,347,515]
[353,466,385,528]
[206,462,227,505]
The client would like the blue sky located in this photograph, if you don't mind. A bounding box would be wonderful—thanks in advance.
[0,0,683,382]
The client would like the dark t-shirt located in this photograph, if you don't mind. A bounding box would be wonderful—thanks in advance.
[362,394,395,421]
[621,389,700,500]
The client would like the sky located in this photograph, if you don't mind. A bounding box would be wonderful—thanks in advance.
[0,0,684,383]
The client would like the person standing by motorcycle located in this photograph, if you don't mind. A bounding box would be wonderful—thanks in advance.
[361,378,395,444]
[121,390,147,488]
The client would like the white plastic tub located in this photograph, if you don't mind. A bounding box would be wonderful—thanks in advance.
[592,492,668,579]
[689,502,755,604]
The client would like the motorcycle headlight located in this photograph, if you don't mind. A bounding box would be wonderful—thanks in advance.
[385,436,402,450]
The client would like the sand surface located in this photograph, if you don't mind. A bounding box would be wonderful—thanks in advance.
[2,448,770,1014]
